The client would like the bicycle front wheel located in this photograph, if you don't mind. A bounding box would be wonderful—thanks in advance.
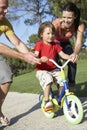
[63,95,83,125]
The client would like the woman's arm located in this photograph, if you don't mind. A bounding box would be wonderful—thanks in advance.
[74,23,85,54]
[71,23,85,62]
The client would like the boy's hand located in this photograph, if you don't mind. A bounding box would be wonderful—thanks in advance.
[40,56,48,63]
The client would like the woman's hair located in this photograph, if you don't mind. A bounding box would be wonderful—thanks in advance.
[62,2,80,31]
[38,21,55,39]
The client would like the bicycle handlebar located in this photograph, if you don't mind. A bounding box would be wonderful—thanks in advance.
[49,59,70,70]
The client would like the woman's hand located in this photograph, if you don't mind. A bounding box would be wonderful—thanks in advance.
[70,53,79,63]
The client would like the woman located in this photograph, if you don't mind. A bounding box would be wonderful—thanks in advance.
[52,2,85,91]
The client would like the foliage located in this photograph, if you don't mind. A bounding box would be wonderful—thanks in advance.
[28,34,40,43]
[27,34,40,48]
[4,48,35,76]
[8,0,87,29]
[5,0,87,77]
[79,49,87,60]
[48,0,87,23]
[8,0,53,25]
[4,46,86,77]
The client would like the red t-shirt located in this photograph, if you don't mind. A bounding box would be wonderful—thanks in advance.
[34,41,62,71]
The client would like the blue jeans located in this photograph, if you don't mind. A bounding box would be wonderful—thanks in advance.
[56,41,77,87]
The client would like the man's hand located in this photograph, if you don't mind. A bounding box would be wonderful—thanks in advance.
[23,52,41,65]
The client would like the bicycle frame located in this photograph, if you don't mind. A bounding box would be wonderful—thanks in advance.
[49,59,71,110]
[40,59,83,124]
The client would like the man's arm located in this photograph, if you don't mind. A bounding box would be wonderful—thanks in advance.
[6,33,40,64]
[7,34,29,53]
[0,43,40,65]
[0,43,23,59]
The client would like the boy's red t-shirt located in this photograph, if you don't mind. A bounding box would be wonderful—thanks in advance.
[34,41,62,71]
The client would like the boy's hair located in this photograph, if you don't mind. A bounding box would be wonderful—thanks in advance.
[38,21,55,39]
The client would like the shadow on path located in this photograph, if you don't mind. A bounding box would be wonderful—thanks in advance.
[10,101,41,125]
[10,96,87,125]
[1,89,87,129]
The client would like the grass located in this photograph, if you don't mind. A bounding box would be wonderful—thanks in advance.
[75,59,87,97]
[10,71,42,94]
[10,59,87,97]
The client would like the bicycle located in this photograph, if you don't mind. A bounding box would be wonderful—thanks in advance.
[39,59,83,125]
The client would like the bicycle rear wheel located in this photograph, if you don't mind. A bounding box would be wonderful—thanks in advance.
[63,95,83,125]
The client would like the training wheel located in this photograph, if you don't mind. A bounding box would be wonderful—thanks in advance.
[44,111,55,119]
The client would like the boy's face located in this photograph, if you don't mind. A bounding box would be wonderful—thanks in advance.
[41,27,55,44]
[0,0,8,20]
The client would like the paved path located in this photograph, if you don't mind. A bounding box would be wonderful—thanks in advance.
[0,92,87,130]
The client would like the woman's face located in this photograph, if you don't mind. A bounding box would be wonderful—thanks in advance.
[62,11,75,29]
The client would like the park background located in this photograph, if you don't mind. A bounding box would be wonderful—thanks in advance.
[1,0,87,97]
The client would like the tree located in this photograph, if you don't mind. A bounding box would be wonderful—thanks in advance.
[48,0,87,23]
[27,34,40,49]
[28,34,39,43]
[8,0,87,26]
[8,0,54,25]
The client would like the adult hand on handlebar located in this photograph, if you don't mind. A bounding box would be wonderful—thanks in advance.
[70,53,79,63]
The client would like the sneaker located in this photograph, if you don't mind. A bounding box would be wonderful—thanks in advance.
[44,101,54,112]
